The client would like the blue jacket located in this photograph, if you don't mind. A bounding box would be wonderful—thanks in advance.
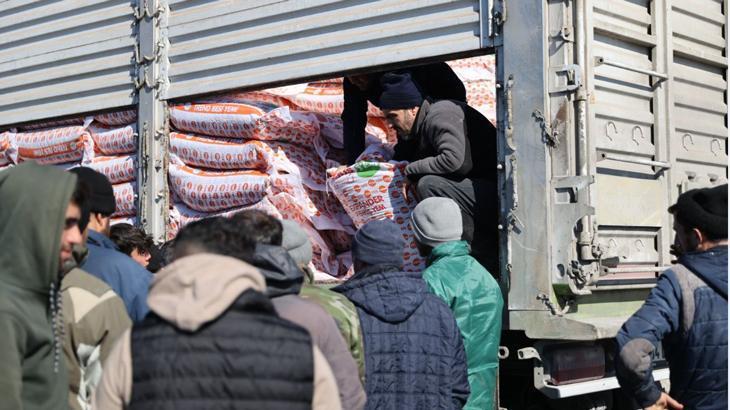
[81,230,152,323]
[334,265,470,409]
[616,246,727,409]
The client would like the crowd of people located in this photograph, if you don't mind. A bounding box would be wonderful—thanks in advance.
[0,61,726,410]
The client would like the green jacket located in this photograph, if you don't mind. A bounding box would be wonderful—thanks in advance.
[422,241,503,410]
[300,267,366,383]
[0,163,75,410]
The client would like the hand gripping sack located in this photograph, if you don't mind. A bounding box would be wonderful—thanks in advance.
[169,132,275,171]
[327,161,425,271]
[14,126,94,165]
[89,123,137,155]
[169,162,270,213]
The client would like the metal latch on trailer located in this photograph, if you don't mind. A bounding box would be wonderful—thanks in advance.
[550,64,582,93]
[594,56,668,84]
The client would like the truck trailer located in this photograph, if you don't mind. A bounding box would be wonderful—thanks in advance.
[1,1,726,408]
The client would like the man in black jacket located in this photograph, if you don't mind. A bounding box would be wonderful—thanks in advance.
[342,62,466,164]
[380,72,499,272]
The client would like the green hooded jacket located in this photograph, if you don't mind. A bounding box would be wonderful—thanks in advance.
[0,163,75,410]
[422,241,504,410]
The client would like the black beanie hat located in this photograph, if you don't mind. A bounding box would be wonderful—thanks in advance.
[378,72,424,110]
[669,184,727,239]
[69,167,116,216]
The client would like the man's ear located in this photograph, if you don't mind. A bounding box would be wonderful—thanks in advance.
[692,228,706,246]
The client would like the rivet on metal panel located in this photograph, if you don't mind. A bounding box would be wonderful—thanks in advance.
[682,133,694,151]
[497,163,504,170]
[710,139,722,156]
[631,126,644,146]
[605,121,618,142]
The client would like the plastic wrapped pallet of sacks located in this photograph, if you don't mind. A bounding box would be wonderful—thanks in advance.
[327,161,425,271]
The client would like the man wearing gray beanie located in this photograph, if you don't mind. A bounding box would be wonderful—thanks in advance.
[411,197,503,410]
[281,219,366,382]
[334,219,470,409]
[380,72,500,273]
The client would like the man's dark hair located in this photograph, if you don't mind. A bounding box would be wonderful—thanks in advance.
[173,217,256,262]
[229,210,283,246]
[71,178,90,231]
[110,223,154,256]
[147,240,174,273]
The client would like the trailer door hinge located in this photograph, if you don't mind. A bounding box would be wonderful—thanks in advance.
[492,0,506,32]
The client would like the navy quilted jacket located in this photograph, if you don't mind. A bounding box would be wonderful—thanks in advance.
[616,246,727,409]
[334,266,470,410]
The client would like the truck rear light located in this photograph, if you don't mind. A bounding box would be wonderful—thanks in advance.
[547,345,605,385]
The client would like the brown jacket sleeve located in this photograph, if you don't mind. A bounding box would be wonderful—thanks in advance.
[92,329,132,410]
[313,346,343,410]
[62,270,131,410]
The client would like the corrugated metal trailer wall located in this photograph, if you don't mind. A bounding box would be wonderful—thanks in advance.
[0,1,137,125]
[503,0,727,340]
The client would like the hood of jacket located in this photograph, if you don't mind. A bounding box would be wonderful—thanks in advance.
[0,162,76,296]
[680,245,728,298]
[334,266,426,323]
[148,253,266,331]
[251,244,304,298]
[428,240,471,265]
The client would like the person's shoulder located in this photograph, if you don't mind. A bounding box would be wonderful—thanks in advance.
[86,244,151,278]
[63,268,113,296]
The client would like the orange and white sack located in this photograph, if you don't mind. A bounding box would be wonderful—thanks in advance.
[315,113,393,149]
[85,154,136,184]
[112,182,137,217]
[269,192,340,277]
[89,123,137,155]
[111,216,138,226]
[266,140,328,191]
[327,161,425,271]
[170,103,266,139]
[269,173,346,232]
[169,132,275,171]
[13,126,94,165]
[95,110,137,126]
[292,80,384,116]
[448,55,497,124]
[0,132,17,167]
[19,117,87,131]
[169,161,270,213]
[255,107,320,144]
[167,198,282,238]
